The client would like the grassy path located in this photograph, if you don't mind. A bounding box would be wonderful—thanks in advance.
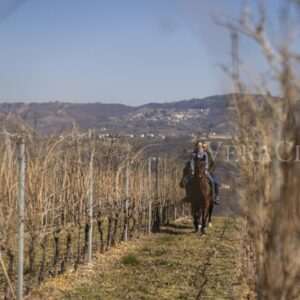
[30,217,254,300]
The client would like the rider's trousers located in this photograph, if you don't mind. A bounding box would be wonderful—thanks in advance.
[207,172,217,198]
[210,173,219,197]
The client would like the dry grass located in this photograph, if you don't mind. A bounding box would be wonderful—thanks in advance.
[29,217,253,300]
[215,2,300,299]
[0,127,185,298]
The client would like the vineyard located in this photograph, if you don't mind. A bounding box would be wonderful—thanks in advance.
[30,217,249,300]
[1,1,300,300]
[0,126,189,299]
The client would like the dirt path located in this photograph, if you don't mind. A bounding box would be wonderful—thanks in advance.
[30,217,254,300]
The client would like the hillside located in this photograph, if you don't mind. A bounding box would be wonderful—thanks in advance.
[0,94,235,135]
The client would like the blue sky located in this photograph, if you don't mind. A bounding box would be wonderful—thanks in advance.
[0,0,286,105]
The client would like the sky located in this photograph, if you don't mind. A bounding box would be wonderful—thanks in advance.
[0,0,288,105]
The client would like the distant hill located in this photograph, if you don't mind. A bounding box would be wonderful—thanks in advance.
[0,94,238,135]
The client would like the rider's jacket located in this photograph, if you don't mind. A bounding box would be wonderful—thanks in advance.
[206,150,216,173]
[190,150,208,174]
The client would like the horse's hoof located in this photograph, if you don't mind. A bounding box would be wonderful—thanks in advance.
[208,222,212,228]
[198,225,202,230]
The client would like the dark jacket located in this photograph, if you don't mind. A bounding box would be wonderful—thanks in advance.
[206,150,216,173]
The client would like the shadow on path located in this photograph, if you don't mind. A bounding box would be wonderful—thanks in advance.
[163,223,193,230]
[159,228,186,235]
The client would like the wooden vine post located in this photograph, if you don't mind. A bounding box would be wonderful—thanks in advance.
[87,149,94,264]
[124,158,129,243]
[17,134,25,300]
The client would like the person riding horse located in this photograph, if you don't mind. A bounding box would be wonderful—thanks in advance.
[190,141,220,205]
[181,140,220,205]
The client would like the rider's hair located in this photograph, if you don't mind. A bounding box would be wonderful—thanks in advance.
[194,140,203,152]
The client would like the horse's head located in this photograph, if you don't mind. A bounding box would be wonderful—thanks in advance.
[194,160,206,178]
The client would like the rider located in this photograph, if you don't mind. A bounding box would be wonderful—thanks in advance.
[190,141,219,205]
[203,143,220,205]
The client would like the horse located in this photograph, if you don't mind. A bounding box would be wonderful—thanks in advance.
[189,160,212,235]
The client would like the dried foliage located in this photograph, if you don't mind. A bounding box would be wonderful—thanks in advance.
[0,125,186,298]
[215,2,300,299]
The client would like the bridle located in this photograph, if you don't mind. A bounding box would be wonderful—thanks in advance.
[193,173,205,180]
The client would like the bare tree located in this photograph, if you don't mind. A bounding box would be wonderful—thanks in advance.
[214,2,300,299]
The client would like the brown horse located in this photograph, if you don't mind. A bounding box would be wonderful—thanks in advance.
[189,160,212,235]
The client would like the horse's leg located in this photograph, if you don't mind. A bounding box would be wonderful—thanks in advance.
[201,203,209,235]
[193,216,197,233]
[193,213,198,233]
[208,201,214,227]
[201,209,205,235]
[198,211,202,231]
[193,211,202,233]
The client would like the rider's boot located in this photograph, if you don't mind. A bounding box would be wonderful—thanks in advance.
[213,195,220,205]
